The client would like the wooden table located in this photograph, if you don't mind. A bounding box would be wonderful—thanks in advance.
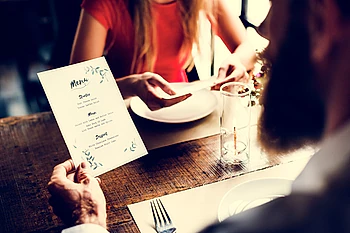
[0,111,308,233]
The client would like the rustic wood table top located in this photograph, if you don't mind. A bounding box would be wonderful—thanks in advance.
[0,111,307,233]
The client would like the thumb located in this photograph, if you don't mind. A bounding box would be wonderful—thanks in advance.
[217,66,228,81]
[148,75,176,95]
[74,162,93,185]
[217,63,236,81]
[229,68,249,83]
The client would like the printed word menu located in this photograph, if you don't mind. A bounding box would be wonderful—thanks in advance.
[38,57,147,176]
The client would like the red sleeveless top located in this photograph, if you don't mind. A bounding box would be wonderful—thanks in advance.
[82,0,189,83]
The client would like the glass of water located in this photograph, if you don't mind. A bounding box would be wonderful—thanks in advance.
[220,82,251,166]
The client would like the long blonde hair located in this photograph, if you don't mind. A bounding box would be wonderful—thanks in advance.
[128,0,215,73]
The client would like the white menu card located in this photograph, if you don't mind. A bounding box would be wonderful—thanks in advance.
[38,57,148,176]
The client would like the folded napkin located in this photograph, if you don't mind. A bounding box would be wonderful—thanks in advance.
[128,155,311,233]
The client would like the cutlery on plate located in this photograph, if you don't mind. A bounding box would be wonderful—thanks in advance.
[150,198,177,233]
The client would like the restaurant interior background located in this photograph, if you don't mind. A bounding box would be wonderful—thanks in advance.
[0,0,269,119]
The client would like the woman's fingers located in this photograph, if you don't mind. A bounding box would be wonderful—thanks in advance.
[144,93,191,111]
[145,72,176,95]
[161,94,192,108]
[226,66,249,82]
[138,72,193,110]
[217,52,249,85]
[217,64,233,81]
[213,63,249,91]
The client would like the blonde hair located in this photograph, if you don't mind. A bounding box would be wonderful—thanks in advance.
[129,0,215,73]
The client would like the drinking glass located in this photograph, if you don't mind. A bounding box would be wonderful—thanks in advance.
[220,82,251,165]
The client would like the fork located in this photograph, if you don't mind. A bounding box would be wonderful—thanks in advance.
[150,199,177,233]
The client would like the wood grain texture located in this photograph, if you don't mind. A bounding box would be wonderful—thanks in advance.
[0,112,307,232]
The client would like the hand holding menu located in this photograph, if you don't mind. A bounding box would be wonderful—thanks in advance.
[38,57,148,176]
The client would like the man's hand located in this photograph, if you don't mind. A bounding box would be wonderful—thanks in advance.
[48,160,107,228]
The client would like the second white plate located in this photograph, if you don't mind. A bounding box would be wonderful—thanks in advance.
[130,83,218,123]
[218,178,293,222]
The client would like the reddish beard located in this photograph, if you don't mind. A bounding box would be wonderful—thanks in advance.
[257,1,325,155]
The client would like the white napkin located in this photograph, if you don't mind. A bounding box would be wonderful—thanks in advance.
[162,79,216,99]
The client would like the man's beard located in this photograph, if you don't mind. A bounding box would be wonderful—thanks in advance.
[257,7,325,155]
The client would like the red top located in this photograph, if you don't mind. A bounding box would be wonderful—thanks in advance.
[81,0,189,83]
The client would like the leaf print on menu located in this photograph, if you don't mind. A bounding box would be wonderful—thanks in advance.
[85,65,110,83]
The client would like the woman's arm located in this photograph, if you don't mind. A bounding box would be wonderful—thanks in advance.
[70,9,107,64]
[210,0,256,86]
[216,0,256,70]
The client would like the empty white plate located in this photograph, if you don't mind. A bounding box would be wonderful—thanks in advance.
[130,83,218,123]
[218,178,293,222]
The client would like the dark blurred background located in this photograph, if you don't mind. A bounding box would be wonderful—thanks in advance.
[0,0,81,118]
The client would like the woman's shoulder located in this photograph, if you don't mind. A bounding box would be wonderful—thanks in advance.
[82,0,130,29]
[82,0,127,10]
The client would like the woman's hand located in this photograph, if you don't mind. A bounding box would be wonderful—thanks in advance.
[48,160,107,228]
[212,53,250,90]
[209,0,257,90]
[118,72,191,111]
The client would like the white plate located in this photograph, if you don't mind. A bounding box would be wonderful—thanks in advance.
[130,83,218,123]
[218,178,292,222]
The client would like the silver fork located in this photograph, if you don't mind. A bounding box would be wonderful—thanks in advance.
[150,199,177,233]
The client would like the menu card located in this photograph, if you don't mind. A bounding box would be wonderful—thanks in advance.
[38,57,148,176]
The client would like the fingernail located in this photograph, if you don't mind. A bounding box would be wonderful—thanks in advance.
[96,177,101,184]
[81,162,86,169]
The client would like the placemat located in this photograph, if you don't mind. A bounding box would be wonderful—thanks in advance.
[128,155,311,233]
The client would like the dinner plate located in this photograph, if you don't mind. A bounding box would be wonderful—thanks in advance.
[129,83,218,123]
[218,178,293,222]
